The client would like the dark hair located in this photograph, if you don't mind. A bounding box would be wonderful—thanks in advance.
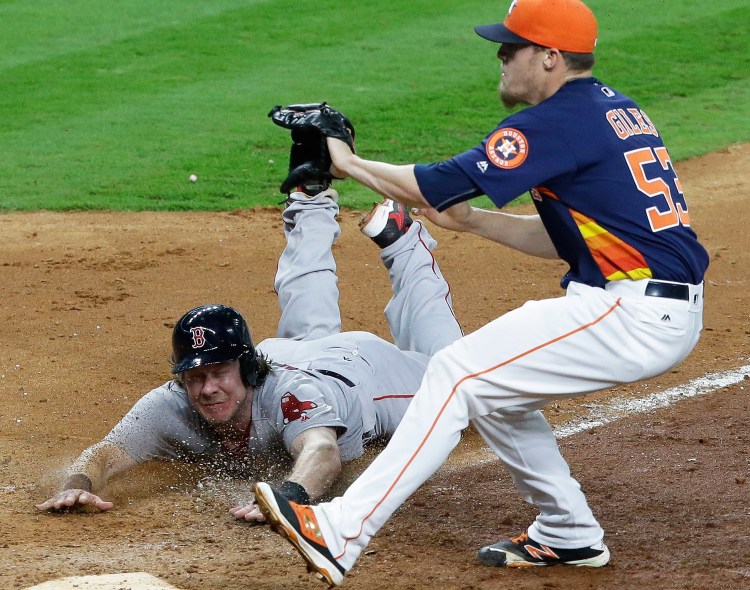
[528,45,595,72]
[561,50,595,72]
[247,352,272,388]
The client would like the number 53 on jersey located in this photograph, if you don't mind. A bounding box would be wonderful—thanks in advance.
[625,146,690,232]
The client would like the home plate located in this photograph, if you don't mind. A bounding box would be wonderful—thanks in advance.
[23,572,183,589]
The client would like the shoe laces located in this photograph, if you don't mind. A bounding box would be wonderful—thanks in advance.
[510,532,529,545]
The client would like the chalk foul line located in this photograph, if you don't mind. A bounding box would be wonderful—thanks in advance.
[449,362,750,470]
[553,362,750,439]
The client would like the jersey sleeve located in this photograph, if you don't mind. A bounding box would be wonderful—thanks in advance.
[414,159,484,212]
[414,111,577,211]
[103,382,209,462]
[258,370,365,462]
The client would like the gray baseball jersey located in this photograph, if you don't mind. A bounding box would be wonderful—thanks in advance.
[103,191,462,477]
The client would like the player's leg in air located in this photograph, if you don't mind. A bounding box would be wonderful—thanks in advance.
[360,198,462,356]
[274,186,342,341]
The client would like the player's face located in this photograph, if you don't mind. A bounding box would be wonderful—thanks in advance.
[183,360,250,425]
[496,43,547,108]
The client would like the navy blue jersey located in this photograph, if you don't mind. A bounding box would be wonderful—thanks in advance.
[414,77,709,288]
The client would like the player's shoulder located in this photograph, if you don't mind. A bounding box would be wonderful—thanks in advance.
[257,365,339,409]
[530,77,615,113]
[150,380,187,398]
[499,78,631,137]
[254,367,301,407]
[548,77,638,116]
[132,380,189,410]
[261,366,322,394]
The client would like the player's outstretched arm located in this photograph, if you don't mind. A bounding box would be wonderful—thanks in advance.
[326,137,429,210]
[282,426,342,500]
[35,441,137,513]
[230,427,341,523]
[415,203,559,259]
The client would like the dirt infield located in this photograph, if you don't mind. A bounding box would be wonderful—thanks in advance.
[1,144,749,589]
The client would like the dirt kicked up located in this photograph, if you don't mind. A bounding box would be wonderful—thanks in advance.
[1,144,749,590]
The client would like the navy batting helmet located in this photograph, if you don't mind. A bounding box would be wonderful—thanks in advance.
[171,304,260,386]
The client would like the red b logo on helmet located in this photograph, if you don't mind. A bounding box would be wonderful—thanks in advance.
[190,327,206,348]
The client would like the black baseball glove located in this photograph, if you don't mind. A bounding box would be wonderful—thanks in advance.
[269,102,355,151]
[269,103,356,195]
[279,127,332,195]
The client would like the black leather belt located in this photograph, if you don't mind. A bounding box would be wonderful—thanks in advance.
[317,369,356,388]
[644,281,690,301]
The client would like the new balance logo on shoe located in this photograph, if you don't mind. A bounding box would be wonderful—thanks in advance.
[524,543,559,561]
[477,532,610,568]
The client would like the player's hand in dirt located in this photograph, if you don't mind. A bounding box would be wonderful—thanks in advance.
[229,501,266,524]
[35,489,114,513]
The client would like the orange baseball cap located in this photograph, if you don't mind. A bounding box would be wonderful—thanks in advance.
[475,0,598,53]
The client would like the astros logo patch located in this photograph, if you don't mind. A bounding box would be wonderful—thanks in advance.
[485,128,529,169]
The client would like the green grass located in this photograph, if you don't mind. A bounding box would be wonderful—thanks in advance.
[1,0,748,211]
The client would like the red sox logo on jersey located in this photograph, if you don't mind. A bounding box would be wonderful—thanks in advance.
[190,327,206,348]
[485,128,529,169]
[281,392,318,424]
